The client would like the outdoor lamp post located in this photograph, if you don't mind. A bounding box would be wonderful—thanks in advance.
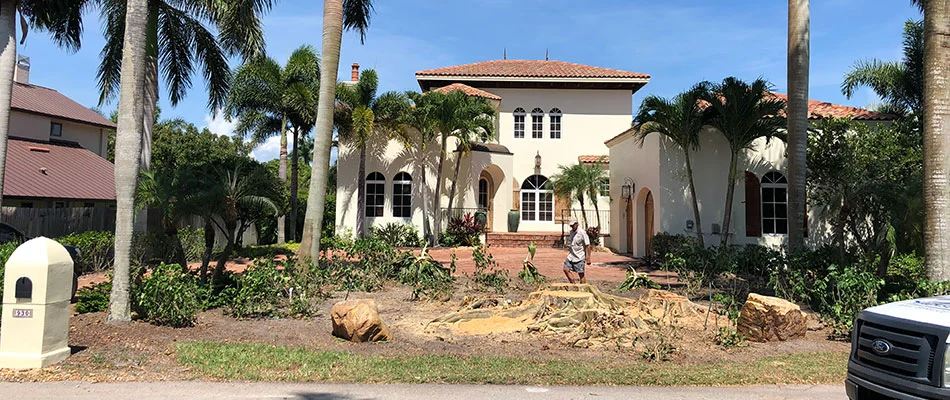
[621,178,634,200]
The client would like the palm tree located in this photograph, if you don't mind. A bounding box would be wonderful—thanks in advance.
[135,168,195,268]
[633,84,709,246]
[95,0,272,171]
[702,78,786,247]
[0,0,90,208]
[922,0,950,281]
[842,19,923,119]
[300,0,373,260]
[225,45,320,243]
[550,163,607,229]
[787,0,810,253]
[335,68,410,238]
[444,92,496,220]
[107,0,149,324]
[403,90,439,242]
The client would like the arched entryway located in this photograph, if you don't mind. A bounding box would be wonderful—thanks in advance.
[644,191,654,258]
[477,171,494,231]
[634,188,654,257]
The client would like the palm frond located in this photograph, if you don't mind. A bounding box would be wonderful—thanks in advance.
[342,0,373,44]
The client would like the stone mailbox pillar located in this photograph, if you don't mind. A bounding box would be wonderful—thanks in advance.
[0,237,73,369]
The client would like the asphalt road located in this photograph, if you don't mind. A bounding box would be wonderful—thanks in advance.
[0,382,846,399]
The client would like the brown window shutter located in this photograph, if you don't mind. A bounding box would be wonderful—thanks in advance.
[745,171,761,237]
[512,178,520,211]
[554,194,570,223]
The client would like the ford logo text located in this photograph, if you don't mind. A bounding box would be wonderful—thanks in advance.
[871,339,892,356]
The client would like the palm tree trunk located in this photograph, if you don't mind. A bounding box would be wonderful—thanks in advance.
[592,193,602,228]
[684,150,705,247]
[0,0,16,209]
[108,0,149,323]
[355,143,367,238]
[141,56,158,171]
[721,152,739,247]
[924,0,950,281]
[289,125,299,241]
[787,0,810,253]
[213,223,236,281]
[447,150,464,217]
[419,142,431,241]
[199,217,215,281]
[300,0,343,261]
[277,115,288,244]
[432,135,448,246]
[578,194,588,228]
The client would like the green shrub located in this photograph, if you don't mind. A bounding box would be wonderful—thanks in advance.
[227,260,289,319]
[75,281,111,314]
[469,245,508,293]
[0,241,17,297]
[585,226,601,247]
[370,222,423,248]
[233,244,295,260]
[650,233,697,261]
[320,228,354,250]
[57,231,115,273]
[178,227,205,262]
[396,249,455,300]
[135,263,200,327]
[616,271,660,292]
[715,326,746,349]
[445,213,482,247]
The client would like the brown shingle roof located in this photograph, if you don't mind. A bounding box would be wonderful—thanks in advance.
[12,82,116,129]
[578,155,609,164]
[4,137,115,200]
[769,93,896,120]
[430,83,502,100]
[416,60,650,80]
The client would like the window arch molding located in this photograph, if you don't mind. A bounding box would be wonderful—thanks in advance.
[513,107,526,139]
[365,172,385,217]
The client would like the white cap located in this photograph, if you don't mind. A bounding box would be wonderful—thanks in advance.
[569,218,579,226]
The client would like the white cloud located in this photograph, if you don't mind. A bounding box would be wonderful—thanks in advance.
[250,135,281,162]
[203,109,237,137]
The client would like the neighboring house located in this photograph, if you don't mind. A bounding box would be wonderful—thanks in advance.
[2,56,116,209]
[336,60,650,236]
[605,95,896,256]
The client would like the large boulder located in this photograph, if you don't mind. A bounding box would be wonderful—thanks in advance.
[331,299,392,342]
[738,293,807,342]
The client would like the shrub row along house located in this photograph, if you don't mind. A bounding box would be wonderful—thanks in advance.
[335,59,896,253]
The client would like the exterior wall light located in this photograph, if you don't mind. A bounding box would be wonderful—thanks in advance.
[535,151,541,169]
[621,177,634,200]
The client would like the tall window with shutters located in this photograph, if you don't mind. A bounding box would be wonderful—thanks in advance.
[761,171,788,235]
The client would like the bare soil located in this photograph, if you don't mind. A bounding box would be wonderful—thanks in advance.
[2,247,848,382]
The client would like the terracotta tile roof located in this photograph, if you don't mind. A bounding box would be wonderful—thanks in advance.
[430,83,502,100]
[11,82,116,129]
[769,93,896,121]
[416,60,650,80]
[578,155,609,164]
[4,137,115,200]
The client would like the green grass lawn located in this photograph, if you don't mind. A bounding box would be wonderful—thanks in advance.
[176,341,846,386]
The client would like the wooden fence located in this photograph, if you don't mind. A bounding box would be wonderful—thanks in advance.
[1,207,116,238]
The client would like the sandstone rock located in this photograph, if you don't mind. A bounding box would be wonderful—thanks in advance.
[738,293,807,342]
[331,299,392,342]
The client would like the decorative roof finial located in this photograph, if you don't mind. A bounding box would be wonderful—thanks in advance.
[504,48,507,60]
[545,48,549,61]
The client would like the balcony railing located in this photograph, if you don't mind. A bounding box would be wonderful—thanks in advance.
[559,208,610,237]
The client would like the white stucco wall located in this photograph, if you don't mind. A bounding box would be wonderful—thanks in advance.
[9,111,108,157]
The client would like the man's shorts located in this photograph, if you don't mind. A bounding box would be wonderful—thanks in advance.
[563,259,585,274]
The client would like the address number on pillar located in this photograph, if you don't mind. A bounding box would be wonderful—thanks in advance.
[12,309,33,318]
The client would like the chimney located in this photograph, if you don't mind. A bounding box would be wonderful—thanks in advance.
[351,63,359,82]
[14,55,29,84]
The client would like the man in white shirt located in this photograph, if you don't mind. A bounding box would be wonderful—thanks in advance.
[563,218,591,284]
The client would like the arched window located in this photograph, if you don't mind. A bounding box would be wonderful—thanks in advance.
[531,108,544,139]
[521,175,553,222]
[549,108,562,139]
[392,172,412,218]
[365,172,385,217]
[513,108,525,139]
[761,171,788,235]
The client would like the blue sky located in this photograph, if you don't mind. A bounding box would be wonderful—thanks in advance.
[19,0,919,161]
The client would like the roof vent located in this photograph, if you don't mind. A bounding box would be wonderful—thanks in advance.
[28,146,50,153]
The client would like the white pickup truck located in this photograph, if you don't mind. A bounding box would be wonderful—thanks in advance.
[846,297,950,399]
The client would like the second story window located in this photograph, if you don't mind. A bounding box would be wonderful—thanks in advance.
[531,108,544,139]
[513,108,525,139]
[549,108,562,139]
[50,122,62,137]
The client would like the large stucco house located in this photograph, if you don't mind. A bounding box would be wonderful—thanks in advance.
[605,95,896,257]
[336,60,650,241]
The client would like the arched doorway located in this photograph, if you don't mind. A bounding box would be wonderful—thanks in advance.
[478,171,494,231]
[644,191,654,258]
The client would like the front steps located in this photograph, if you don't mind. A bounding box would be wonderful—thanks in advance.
[486,232,564,248]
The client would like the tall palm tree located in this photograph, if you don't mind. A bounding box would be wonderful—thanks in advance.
[550,162,607,229]
[135,168,195,268]
[923,0,950,281]
[208,165,280,280]
[335,68,409,238]
[787,0,810,253]
[0,0,90,208]
[842,19,923,119]
[107,0,149,324]
[702,78,786,247]
[95,0,272,171]
[633,84,709,246]
[403,90,439,242]
[300,0,373,260]
[444,92,496,220]
[225,45,320,243]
